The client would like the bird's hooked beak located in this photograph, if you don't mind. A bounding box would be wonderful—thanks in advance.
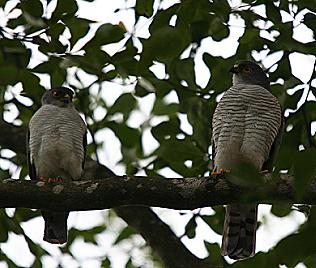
[229,64,239,74]
[63,93,71,104]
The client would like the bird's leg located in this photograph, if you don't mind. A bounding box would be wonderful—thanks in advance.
[39,176,64,183]
[211,168,230,175]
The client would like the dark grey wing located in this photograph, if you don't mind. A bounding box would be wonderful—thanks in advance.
[262,115,284,172]
[82,130,87,170]
[26,130,37,180]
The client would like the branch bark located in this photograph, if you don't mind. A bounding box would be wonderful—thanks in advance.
[0,173,305,211]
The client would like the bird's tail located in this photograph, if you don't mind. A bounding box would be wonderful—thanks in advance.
[41,211,69,244]
[221,204,257,260]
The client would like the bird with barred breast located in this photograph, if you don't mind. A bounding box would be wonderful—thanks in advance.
[212,60,283,259]
[27,87,87,244]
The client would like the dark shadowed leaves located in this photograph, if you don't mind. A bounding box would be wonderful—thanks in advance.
[84,23,125,49]
[201,206,225,235]
[293,149,316,198]
[114,226,135,244]
[136,0,154,18]
[185,216,197,239]
[140,26,188,68]
[20,0,43,18]
[107,93,137,121]
[271,204,292,217]
[51,0,78,22]
[66,17,92,48]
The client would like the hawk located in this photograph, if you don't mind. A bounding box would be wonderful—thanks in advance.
[212,61,283,259]
[27,87,87,244]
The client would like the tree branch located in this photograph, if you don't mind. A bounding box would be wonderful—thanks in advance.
[0,173,309,210]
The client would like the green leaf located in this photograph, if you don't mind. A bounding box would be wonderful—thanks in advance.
[14,208,40,222]
[211,0,231,22]
[152,99,178,116]
[293,149,316,198]
[201,207,225,235]
[158,137,203,162]
[20,0,43,18]
[271,204,292,217]
[110,39,138,77]
[175,58,196,88]
[298,0,316,13]
[208,16,229,41]
[0,210,9,242]
[149,4,180,34]
[204,241,223,265]
[84,23,125,49]
[266,1,282,24]
[114,226,135,244]
[66,17,92,48]
[51,0,78,22]
[67,49,111,75]
[47,23,65,40]
[202,53,234,92]
[151,117,181,142]
[101,258,111,268]
[178,95,213,150]
[32,57,61,74]
[136,0,154,18]
[284,89,304,110]
[20,70,44,97]
[156,137,206,175]
[38,38,67,54]
[141,26,188,67]
[51,67,67,87]
[0,39,31,68]
[185,216,197,239]
[0,65,18,86]
[270,207,316,267]
[107,121,140,148]
[304,12,316,37]
[107,93,137,121]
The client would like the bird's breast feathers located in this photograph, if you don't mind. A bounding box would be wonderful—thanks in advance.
[212,85,281,169]
[29,104,86,179]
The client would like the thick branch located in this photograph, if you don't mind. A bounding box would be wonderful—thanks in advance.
[0,173,310,210]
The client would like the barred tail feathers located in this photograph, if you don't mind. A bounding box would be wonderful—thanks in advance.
[221,204,257,260]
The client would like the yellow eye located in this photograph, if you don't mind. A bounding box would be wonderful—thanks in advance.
[244,67,253,73]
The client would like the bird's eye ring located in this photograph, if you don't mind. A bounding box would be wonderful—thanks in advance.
[244,67,253,73]
[53,91,60,97]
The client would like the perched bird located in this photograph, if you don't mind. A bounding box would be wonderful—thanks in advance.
[27,87,87,244]
[212,61,283,259]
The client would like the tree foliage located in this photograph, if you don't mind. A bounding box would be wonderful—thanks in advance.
[0,0,316,267]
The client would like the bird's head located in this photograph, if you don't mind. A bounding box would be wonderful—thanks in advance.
[230,60,270,90]
[42,87,75,107]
